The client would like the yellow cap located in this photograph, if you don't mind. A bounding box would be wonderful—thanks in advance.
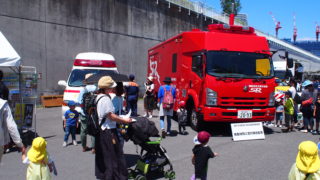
[27,137,48,163]
[296,141,320,173]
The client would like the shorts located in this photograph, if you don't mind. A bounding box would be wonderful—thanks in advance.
[276,113,283,121]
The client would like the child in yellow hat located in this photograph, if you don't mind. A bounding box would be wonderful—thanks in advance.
[22,137,55,180]
[288,141,320,179]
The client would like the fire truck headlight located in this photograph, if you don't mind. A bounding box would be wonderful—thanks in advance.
[206,88,217,106]
[268,92,275,106]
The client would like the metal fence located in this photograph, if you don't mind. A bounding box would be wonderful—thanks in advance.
[165,0,246,25]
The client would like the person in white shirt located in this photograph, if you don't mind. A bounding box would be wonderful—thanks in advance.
[94,76,132,180]
[289,79,298,126]
[0,98,25,162]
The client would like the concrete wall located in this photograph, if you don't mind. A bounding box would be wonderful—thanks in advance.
[0,0,217,95]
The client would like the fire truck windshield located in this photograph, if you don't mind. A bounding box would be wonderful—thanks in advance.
[206,51,274,78]
[68,69,117,87]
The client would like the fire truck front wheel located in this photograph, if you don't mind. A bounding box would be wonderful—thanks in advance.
[190,109,203,131]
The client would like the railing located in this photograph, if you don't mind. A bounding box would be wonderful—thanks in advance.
[165,0,246,25]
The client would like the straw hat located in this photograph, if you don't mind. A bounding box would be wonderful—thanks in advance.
[27,137,48,163]
[98,76,117,89]
[296,141,320,173]
[85,73,93,80]
[147,76,153,81]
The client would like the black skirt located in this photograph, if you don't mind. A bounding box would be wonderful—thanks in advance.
[144,95,155,110]
[95,129,128,180]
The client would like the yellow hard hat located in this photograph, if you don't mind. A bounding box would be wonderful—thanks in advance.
[27,137,48,163]
[296,141,320,173]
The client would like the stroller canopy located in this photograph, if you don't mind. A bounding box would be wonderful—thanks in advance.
[127,117,159,145]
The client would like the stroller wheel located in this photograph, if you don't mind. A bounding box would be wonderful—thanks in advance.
[135,174,146,180]
[164,170,176,179]
[128,169,135,179]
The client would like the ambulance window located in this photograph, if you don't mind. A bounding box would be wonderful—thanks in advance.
[192,55,203,78]
[172,54,177,73]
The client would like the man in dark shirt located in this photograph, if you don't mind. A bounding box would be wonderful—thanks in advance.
[125,74,139,116]
[192,131,218,180]
[0,70,9,100]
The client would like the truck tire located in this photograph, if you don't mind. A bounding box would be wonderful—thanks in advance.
[190,109,203,131]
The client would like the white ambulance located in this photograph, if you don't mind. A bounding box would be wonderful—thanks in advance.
[58,52,118,123]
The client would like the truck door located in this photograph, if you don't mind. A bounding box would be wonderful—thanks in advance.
[191,54,205,105]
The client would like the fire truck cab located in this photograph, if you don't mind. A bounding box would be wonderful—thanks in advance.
[58,52,118,121]
[148,24,276,130]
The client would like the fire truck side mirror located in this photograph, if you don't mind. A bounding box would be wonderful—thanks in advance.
[287,58,294,68]
[285,52,294,68]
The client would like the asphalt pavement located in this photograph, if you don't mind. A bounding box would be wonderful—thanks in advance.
[0,101,319,180]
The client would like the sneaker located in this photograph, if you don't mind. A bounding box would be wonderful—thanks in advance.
[148,115,153,118]
[73,140,77,146]
[312,130,318,135]
[62,141,67,147]
[267,123,274,127]
[82,147,89,152]
[166,131,171,136]
[143,114,147,117]
[161,130,166,138]
[300,129,308,133]
[279,125,282,128]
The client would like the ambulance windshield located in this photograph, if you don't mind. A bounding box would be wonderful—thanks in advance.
[68,69,117,87]
[206,51,274,78]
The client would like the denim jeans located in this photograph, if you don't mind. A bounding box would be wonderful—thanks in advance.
[64,125,76,142]
[126,99,138,116]
[303,117,314,129]
[160,116,171,132]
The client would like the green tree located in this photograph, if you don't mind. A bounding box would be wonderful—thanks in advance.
[220,0,241,15]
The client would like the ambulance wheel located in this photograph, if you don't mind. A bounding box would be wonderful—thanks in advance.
[190,109,203,131]
[134,175,146,180]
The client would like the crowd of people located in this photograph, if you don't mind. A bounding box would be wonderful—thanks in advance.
[3,68,320,179]
[270,79,320,135]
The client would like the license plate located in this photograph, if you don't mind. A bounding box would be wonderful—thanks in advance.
[237,110,252,119]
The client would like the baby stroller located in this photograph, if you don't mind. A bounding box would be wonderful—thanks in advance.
[122,117,175,180]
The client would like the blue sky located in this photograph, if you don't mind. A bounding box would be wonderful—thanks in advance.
[206,0,319,41]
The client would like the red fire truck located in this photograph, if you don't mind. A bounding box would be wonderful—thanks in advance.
[147,17,276,130]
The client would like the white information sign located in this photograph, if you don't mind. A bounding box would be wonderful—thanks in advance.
[231,122,265,141]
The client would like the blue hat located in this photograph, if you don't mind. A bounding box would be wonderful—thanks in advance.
[68,100,76,106]
[302,80,313,87]
[129,74,135,81]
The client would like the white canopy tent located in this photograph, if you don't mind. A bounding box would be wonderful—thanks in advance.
[0,31,21,67]
[0,31,37,135]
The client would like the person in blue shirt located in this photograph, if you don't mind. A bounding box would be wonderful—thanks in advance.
[158,77,176,138]
[77,73,97,153]
[63,100,79,147]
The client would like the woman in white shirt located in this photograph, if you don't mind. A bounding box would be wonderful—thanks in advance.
[94,76,132,180]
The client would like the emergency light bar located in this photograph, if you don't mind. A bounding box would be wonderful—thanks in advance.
[208,24,255,34]
[73,59,116,67]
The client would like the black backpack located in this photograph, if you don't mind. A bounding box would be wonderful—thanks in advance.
[293,93,301,104]
[86,95,107,136]
[178,109,188,126]
[82,91,95,116]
